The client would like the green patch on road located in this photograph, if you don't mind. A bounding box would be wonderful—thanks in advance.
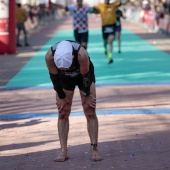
[5,29,170,88]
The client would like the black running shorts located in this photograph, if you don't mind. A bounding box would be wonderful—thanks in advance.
[102,24,116,40]
[74,30,88,43]
[59,61,95,91]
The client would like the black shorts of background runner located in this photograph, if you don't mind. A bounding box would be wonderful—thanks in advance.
[59,61,95,91]
[116,25,121,32]
[74,30,89,44]
[102,24,116,40]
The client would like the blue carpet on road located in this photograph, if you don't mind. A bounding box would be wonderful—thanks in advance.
[5,28,170,88]
[0,108,170,120]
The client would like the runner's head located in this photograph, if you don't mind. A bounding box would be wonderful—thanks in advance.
[77,0,83,7]
[105,0,110,4]
[54,41,73,69]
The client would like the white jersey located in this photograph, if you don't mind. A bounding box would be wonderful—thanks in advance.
[66,5,93,32]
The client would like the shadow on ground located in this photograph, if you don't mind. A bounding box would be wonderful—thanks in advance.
[0,130,170,170]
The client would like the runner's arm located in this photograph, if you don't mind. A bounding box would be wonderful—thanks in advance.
[78,47,89,74]
[45,49,66,99]
[45,49,58,74]
[78,47,91,96]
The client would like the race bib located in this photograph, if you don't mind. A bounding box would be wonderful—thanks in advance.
[104,26,114,33]
[78,30,87,33]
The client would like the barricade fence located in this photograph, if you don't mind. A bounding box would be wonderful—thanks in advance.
[125,8,170,35]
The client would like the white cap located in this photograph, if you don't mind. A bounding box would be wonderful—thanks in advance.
[54,41,73,69]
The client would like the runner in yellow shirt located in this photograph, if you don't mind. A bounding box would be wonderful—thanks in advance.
[94,0,121,64]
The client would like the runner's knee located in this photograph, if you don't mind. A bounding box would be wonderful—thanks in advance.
[58,106,71,119]
[83,104,96,117]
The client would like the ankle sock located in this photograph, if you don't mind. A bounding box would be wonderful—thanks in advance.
[108,52,112,59]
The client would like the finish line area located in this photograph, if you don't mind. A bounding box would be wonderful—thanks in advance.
[1,16,170,170]
[1,28,170,121]
[4,29,170,88]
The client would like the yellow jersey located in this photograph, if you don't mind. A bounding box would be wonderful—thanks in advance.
[16,8,27,23]
[94,2,121,26]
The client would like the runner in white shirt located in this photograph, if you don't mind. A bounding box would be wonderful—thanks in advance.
[57,0,94,49]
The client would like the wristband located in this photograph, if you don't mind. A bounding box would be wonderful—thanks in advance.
[49,73,66,99]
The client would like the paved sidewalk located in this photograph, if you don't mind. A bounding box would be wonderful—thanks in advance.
[1,115,170,170]
[0,15,170,170]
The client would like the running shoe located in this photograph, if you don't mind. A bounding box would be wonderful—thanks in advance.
[108,58,113,64]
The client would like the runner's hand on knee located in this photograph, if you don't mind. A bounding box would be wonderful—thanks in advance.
[56,98,70,112]
[84,94,96,108]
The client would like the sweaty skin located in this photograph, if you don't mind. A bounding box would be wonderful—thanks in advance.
[45,45,103,162]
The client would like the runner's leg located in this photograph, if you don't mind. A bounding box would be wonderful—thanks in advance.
[80,82,103,161]
[54,89,74,162]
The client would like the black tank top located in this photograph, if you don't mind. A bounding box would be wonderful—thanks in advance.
[51,40,82,78]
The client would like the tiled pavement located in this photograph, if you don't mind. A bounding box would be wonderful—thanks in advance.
[0,15,170,170]
[1,115,170,170]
